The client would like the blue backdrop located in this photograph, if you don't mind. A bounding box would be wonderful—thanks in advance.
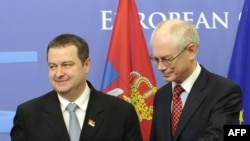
[0,0,244,140]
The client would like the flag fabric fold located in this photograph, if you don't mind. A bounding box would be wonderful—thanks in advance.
[227,0,250,124]
[101,0,157,140]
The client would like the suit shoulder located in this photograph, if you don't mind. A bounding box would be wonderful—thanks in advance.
[200,66,240,88]
[17,91,55,109]
[209,71,240,87]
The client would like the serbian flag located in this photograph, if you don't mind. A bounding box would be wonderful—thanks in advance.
[227,0,250,124]
[100,0,157,140]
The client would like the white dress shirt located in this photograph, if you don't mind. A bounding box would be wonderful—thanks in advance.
[172,62,201,110]
[57,82,90,132]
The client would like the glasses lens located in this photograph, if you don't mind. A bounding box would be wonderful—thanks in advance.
[162,59,171,66]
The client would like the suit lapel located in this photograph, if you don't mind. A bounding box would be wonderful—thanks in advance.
[164,85,174,141]
[174,67,209,140]
[42,91,70,141]
[80,89,104,141]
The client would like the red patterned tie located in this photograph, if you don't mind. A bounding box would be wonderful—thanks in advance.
[171,85,184,136]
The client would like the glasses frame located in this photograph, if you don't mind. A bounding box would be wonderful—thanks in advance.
[150,45,189,66]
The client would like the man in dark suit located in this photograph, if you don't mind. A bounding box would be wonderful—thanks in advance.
[149,19,242,141]
[11,34,142,141]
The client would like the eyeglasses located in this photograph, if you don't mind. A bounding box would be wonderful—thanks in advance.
[150,45,188,66]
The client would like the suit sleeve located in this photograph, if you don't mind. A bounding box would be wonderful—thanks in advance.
[10,106,27,141]
[197,84,242,141]
[124,104,143,141]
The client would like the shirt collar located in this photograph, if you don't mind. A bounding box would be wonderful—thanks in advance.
[58,82,91,112]
[172,62,201,93]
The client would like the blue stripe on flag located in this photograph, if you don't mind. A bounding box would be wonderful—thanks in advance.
[101,61,119,90]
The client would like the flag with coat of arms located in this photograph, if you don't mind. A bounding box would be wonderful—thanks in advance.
[100,0,158,140]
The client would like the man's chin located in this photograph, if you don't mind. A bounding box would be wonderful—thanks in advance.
[164,75,174,82]
[54,87,70,94]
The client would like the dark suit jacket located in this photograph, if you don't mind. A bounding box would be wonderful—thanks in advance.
[150,66,242,141]
[11,81,142,141]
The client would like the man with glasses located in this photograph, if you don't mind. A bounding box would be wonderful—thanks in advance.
[149,19,242,141]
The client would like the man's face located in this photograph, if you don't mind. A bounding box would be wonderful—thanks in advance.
[47,45,90,97]
[151,33,194,84]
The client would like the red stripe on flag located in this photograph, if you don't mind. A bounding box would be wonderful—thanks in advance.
[101,0,158,140]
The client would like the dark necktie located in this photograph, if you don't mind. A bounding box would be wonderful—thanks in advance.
[66,103,81,141]
[171,85,184,136]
